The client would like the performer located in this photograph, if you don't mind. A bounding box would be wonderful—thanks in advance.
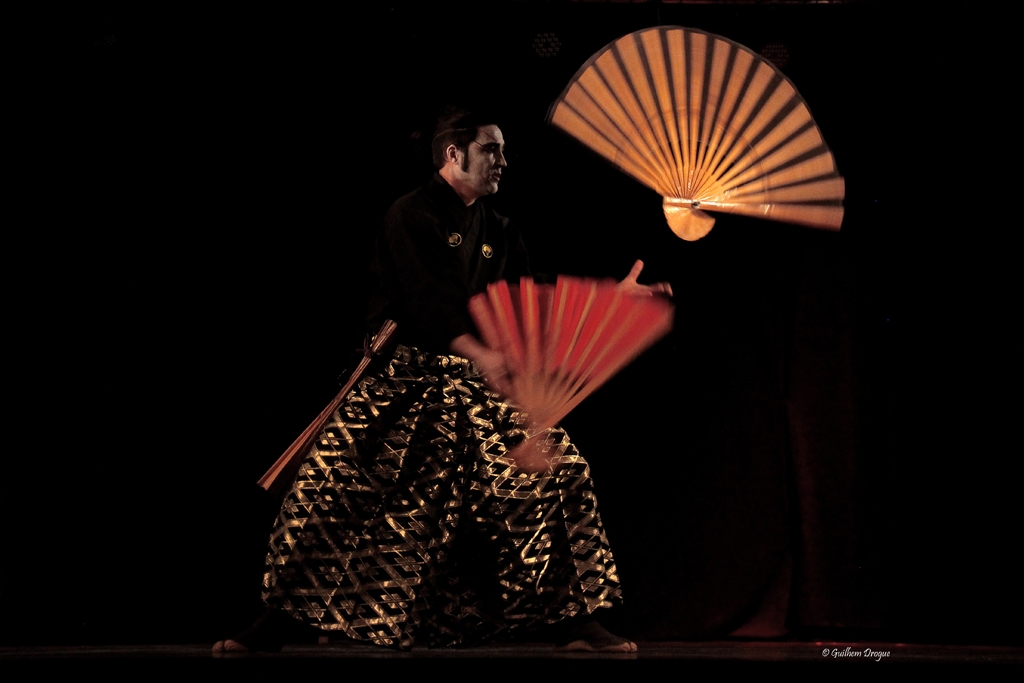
[215,110,668,653]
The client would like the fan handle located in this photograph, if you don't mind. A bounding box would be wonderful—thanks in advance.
[663,197,715,241]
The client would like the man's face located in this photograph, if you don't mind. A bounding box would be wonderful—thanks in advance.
[459,124,507,200]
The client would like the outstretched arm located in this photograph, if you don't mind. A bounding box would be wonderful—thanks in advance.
[617,259,673,297]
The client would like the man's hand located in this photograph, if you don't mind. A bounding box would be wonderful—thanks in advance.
[617,259,673,297]
[450,333,513,396]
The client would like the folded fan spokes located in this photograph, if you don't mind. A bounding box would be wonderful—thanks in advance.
[469,276,674,435]
[548,26,844,240]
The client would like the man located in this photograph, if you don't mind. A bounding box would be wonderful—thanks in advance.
[362,115,526,386]
[216,110,664,653]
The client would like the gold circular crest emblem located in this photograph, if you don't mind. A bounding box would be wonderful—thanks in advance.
[481,243,493,258]
[448,233,462,247]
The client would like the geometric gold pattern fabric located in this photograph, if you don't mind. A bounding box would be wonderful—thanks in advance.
[262,345,622,649]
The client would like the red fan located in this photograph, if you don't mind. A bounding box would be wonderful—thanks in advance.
[469,276,673,469]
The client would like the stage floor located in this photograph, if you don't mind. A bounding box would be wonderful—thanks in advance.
[3,640,1021,672]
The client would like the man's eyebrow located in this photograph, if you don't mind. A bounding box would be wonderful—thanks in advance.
[474,140,505,150]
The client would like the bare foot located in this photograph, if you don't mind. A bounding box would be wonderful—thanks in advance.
[555,618,637,653]
[211,608,291,653]
[212,639,250,654]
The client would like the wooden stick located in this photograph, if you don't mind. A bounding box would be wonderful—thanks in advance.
[256,320,398,495]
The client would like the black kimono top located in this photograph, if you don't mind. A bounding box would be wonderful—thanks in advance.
[366,173,530,353]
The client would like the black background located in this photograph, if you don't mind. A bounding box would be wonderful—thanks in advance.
[5,1,1019,647]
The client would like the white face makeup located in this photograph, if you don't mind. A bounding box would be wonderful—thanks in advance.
[464,125,507,197]
[446,124,507,204]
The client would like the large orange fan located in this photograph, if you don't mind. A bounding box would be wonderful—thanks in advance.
[548,26,844,240]
[469,276,673,467]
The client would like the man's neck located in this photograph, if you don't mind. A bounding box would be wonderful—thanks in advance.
[438,167,478,206]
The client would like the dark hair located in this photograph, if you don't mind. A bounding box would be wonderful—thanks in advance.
[431,108,499,170]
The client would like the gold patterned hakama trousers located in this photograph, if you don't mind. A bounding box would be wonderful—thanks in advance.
[262,346,621,649]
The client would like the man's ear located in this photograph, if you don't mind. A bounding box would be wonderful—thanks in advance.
[444,143,460,165]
